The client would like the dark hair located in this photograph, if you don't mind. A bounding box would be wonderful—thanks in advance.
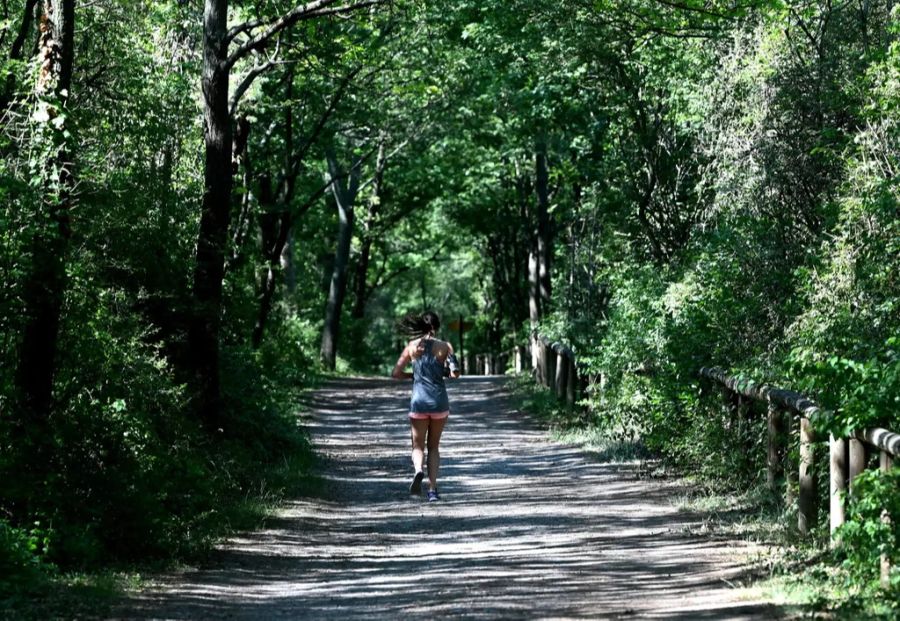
[398,310,441,338]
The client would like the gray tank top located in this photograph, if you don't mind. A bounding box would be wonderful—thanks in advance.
[410,339,450,413]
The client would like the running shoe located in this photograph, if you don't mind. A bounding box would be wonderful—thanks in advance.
[409,471,424,495]
[427,489,440,502]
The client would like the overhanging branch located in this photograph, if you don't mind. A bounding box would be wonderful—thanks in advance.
[229,40,282,116]
[226,0,387,70]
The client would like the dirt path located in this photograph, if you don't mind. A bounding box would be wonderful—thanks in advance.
[119,376,781,620]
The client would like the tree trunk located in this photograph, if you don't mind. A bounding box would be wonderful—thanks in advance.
[15,0,76,421]
[351,236,374,319]
[528,170,541,377]
[513,175,529,332]
[188,0,231,427]
[535,139,552,309]
[252,210,291,349]
[282,229,297,295]
[12,0,76,513]
[568,175,582,318]
[226,139,254,275]
[528,240,541,371]
[249,66,360,347]
[351,139,386,319]
[320,148,361,369]
[251,80,298,349]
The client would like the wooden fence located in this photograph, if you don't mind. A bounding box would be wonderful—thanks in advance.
[700,367,898,585]
[468,335,580,407]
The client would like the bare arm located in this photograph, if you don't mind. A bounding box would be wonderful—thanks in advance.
[391,345,413,380]
[446,343,461,379]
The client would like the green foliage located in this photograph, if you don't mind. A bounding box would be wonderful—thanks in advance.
[838,468,900,597]
[0,520,54,596]
[784,32,900,436]
[0,274,318,568]
[510,373,577,429]
[789,344,900,437]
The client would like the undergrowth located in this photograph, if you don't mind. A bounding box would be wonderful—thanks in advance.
[1,329,324,619]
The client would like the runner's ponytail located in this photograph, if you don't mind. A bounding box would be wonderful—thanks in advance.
[398,310,441,337]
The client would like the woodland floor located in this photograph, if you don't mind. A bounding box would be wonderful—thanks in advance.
[116,376,786,620]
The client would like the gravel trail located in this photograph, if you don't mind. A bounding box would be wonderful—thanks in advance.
[119,376,782,620]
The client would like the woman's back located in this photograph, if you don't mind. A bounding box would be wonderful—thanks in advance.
[410,338,450,413]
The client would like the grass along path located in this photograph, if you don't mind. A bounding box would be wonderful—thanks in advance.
[117,376,784,620]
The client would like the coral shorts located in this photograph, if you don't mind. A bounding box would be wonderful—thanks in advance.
[409,410,449,420]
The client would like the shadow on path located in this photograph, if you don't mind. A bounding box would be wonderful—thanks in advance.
[118,376,783,620]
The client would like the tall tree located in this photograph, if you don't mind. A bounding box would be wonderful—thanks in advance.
[14,0,76,425]
[350,138,386,319]
[245,62,362,349]
[188,0,232,425]
[320,146,362,369]
[532,139,553,323]
[188,0,384,424]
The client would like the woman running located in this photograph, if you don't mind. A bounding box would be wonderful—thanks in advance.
[391,311,460,501]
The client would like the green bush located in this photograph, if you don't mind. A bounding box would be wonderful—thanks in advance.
[0,278,317,575]
[0,520,54,597]
[837,468,899,606]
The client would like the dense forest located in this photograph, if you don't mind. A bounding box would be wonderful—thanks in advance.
[1,0,898,613]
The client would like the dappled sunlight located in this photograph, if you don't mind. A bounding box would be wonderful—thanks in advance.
[121,377,780,620]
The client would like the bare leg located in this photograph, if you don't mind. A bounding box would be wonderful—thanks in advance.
[410,418,428,475]
[426,416,447,491]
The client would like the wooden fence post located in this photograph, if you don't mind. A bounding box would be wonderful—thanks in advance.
[543,341,554,389]
[848,438,866,486]
[535,340,545,385]
[566,354,577,410]
[767,400,783,492]
[515,345,526,373]
[735,395,750,471]
[555,347,567,398]
[829,434,847,543]
[785,414,798,509]
[799,417,816,535]
[699,369,899,563]
[881,450,894,588]
[722,388,737,431]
